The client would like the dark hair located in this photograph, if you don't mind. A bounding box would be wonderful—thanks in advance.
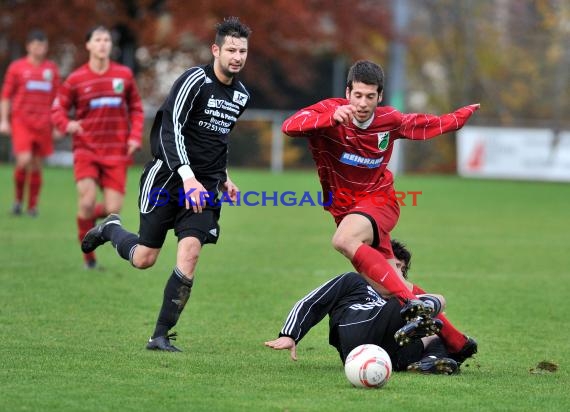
[346,60,384,94]
[215,16,251,46]
[391,239,411,279]
[85,25,111,42]
[27,29,47,43]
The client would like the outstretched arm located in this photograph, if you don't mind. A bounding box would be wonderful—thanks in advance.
[397,103,480,141]
[264,274,351,360]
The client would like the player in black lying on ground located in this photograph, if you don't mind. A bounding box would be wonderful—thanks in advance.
[264,273,458,374]
[265,239,477,374]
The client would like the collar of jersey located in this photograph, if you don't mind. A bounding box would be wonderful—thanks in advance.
[352,113,375,129]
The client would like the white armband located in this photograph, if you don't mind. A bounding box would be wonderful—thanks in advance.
[177,165,195,180]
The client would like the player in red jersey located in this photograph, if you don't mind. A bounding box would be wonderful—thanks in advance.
[51,26,144,269]
[0,30,60,216]
[282,60,479,357]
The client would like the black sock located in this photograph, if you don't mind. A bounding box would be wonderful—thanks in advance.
[103,224,139,262]
[423,337,449,359]
[394,339,424,371]
[151,267,194,339]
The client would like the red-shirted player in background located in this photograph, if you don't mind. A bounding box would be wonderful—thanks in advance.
[0,30,60,217]
[282,60,479,359]
[51,26,144,269]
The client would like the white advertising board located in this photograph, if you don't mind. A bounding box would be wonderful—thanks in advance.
[457,126,570,182]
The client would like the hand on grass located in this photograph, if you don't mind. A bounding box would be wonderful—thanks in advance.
[264,336,297,361]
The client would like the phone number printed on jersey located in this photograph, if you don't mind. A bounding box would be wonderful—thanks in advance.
[199,120,230,134]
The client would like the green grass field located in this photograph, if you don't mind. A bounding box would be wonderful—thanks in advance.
[0,164,568,411]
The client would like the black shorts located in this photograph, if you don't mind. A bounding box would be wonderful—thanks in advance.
[335,298,424,370]
[137,158,221,249]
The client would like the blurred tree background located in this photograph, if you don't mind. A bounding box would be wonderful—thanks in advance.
[1,0,569,172]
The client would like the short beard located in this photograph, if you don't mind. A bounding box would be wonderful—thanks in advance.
[220,66,238,79]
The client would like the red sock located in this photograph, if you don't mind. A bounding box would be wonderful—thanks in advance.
[77,216,96,263]
[411,284,423,295]
[351,244,416,301]
[93,203,106,219]
[28,170,42,210]
[436,313,468,353]
[412,283,468,352]
[14,167,26,203]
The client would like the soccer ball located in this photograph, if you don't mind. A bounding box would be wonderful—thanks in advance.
[344,344,392,388]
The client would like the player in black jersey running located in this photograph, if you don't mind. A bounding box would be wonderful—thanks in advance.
[81,17,251,351]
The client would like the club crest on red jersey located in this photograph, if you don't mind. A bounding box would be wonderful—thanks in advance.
[378,132,390,151]
[113,78,124,93]
[43,69,53,81]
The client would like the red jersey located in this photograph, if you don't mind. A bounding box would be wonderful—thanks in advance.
[51,62,144,165]
[282,98,479,217]
[1,57,60,131]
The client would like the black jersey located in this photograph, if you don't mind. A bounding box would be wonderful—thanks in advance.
[279,272,403,359]
[277,272,444,368]
[149,64,250,188]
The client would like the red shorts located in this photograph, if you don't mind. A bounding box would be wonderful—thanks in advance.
[334,194,400,259]
[11,119,53,157]
[74,156,128,194]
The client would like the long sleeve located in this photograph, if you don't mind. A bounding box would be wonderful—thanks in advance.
[281,98,345,137]
[51,65,61,109]
[125,75,144,146]
[157,67,206,171]
[395,104,479,141]
[51,79,74,133]
[278,274,350,344]
[0,63,17,100]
